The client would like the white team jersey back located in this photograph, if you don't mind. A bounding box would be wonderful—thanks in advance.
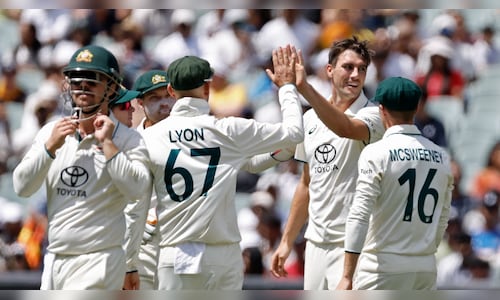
[355,125,453,257]
[143,96,302,247]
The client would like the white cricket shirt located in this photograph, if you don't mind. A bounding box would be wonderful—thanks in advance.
[13,113,152,255]
[143,84,303,247]
[345,124,453,273]
[295,93,384,244]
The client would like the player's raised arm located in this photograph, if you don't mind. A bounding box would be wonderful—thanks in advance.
[288,44,375,141]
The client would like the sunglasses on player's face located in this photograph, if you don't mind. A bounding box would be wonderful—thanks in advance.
[68,71,101,89]
[118,101,132,111]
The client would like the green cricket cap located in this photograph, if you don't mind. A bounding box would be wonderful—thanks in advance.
[167,56,214,91]
[112,87,140,105]
[133,70,169,96]
[371,77,422,111]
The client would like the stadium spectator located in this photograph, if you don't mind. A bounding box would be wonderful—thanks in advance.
[0,200,28,271]
[414,38,466,102]
[242,246,265,275]
[208,60,249,118]
[471,141,500,200]
[472,26,500,76]
[469,191,500,263]
[11,80,61,159]
[437,232,476,287]
[0,102,12,175]
[254,9,320,64]
[238,190,276,250]
[414,93,448,148]
[0,62,26,103]
[450,159,478,220]
[151,9,200,69]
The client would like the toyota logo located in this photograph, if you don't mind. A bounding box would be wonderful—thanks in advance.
[60,166,89,188]
[314,144,336,164]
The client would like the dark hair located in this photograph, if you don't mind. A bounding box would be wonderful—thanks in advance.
[242,247,264,275]
[328,36,374,67]
[485,141,500,168]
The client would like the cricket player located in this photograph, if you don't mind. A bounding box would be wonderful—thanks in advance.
[270,38,385,289]
[125,69,174,289]
[143,47,303,290]
[337,77,453,290]
[12,45,152,289]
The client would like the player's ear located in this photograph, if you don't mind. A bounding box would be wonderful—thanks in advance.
[167,84,176,98]
[203,82,210,97]
[326,63,334,80]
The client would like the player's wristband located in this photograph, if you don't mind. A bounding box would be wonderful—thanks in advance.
[44,144,55,159]
[106,151,121,163]
[126,270,138,274]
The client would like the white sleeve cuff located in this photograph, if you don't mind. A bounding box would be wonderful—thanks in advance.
[344,218,369,254]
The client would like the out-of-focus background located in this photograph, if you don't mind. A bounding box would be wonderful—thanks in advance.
[0,8,500,289]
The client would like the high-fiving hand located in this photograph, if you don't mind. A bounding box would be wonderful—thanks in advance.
[266,44,297,88]
[266,45,309,93]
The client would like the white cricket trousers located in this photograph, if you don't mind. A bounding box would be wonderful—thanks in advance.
[354,252,437,290]
[157,243,244,290]
[137,230,160,289]
[303,240,345,290]
[40,246,126,290]
[354,271,437,290]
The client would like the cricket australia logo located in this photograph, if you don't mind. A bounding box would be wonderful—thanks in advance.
[314,144,336,164]
[75,49,93,63]
[60,166,89,188]
[152,74,167,84]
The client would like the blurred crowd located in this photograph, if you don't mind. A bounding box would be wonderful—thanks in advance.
[0,8,500,289]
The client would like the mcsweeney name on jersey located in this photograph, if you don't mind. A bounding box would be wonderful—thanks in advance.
[169,128,205,143]
[389,148,444,164]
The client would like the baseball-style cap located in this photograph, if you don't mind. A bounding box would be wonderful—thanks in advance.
[113,87,140,105]
[250,191,274,209]
[167,56,214,91]
[371,77,422,111]
[482,190,499,210]
[133,70,169,96]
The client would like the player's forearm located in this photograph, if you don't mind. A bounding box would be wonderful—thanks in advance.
[298,82,359,138]
[281,178,309,247]
[278,84,304,145]
[106,148,152,200]
[101,138,120,161]
[342,251,360,281]
[242,153,280,174]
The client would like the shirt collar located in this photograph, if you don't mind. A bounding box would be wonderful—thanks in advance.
[345,91,370,115]
[170,97,210,117]
[383,124,421,139]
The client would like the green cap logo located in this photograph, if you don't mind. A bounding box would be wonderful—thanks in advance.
[75,49,94,63]
[152,74,167,85]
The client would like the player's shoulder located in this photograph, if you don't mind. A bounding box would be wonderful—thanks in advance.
[303,107,318,122]
[356,104,379,117]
